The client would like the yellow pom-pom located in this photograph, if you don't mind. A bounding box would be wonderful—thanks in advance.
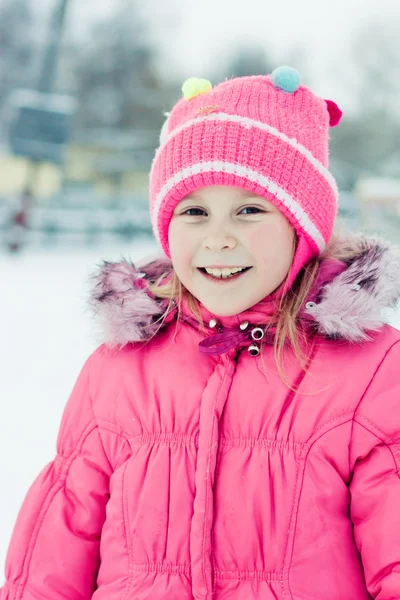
[182,77,212,101]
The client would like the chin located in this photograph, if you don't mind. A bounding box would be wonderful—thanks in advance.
[202,301,252,317]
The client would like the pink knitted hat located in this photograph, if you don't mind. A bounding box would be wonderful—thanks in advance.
[149,66,342,291]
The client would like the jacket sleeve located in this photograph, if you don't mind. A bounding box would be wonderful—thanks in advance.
[349,340,400,600]
[0,351,112,600]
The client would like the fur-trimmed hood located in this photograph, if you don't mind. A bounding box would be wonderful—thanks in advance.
[89,234,400,347]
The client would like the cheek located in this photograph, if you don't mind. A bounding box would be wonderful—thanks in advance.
[248,222,294,263]
[169,223,195,270]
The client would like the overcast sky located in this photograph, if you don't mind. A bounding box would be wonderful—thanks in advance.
[40,0,400,112]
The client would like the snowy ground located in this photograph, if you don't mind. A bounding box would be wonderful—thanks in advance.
[0,238,157,576]
[1,240,399,578]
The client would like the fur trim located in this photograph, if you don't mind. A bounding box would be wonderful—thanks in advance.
[89,235,400,346]
[89,258,172,347]
[304,235,400,341]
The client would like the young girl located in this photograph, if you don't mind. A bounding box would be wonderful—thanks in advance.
[2,67,400,600]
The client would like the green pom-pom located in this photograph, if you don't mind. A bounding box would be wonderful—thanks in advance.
[182,77,212,101]
[271,66,301,93]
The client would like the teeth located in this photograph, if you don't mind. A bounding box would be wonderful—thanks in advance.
[204,267,245,278]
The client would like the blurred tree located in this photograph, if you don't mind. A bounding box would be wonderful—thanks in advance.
[329,20,400,188]
[217,45,274,80]
[329,114,400,188]
[0,0,36,111]
[351,21,400,120]
[215,43,309,82]
[61,0,168,131]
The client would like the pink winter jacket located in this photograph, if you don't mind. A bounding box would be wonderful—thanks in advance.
[2,235,400,600]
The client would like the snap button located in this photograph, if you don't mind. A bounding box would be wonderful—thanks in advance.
[251,327,264,341]
[305,301,317,310]
[239,321,249,331]
[248,344,260,357]
[209,318,218,328]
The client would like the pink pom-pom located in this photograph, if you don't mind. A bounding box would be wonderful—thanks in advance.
[325,99,342,127]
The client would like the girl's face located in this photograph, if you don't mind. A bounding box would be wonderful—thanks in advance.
[168,185,296,317]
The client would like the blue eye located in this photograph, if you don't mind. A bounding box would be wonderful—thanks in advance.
[180,206,265,217]
[240,206,263,215]
[183,208,206,216]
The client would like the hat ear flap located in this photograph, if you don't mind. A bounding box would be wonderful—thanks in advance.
[159,112,171,145]
[325,99,342,127]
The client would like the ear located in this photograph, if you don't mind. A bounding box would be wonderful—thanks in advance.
[324,99,342,127]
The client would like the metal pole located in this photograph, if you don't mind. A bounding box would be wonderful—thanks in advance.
[37,0,69,94]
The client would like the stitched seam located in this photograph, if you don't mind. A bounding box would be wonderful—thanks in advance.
[284,419,353,599]
[309,341,400,447]
[280,574,289,599]
[2,576,19,599]
[96,423,133,471]
[219,436,306,449]
[131,562,191,575]
[202,384,220,598]
[352,419,400,480]
[201,362,231,599]
[355,414,394,443]
[307,411,354,442]
[114,436,132,470]
[348,339,400,481]
[87,352,132,464]
[88,356,132,470]
[16,421,98,597]
[351,339,400,429]
[130,432,199,447]
[89,368,130,466]
[120,460,133,600]
[125,564,287,581]
[213,568,286,582]
[96,418,130,439]
[282,450,305,570]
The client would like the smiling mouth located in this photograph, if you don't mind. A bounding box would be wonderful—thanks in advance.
[198,267,252,281]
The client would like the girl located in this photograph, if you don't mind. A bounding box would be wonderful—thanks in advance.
[2,67,400,600]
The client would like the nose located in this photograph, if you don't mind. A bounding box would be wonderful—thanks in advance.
[202,225,236,251]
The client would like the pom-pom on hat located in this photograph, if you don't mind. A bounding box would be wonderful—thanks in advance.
[149,66,343,292]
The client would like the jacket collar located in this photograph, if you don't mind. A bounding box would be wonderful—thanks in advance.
[89,234,400,347]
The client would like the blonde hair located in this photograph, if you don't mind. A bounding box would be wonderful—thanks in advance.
[147,231,357,382]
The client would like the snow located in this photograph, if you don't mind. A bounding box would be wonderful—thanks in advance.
[0,241,399,579]
[0,239,157,576]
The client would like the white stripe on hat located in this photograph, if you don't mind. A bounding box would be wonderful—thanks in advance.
[153,112,338,196]
[153,162,329,251]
